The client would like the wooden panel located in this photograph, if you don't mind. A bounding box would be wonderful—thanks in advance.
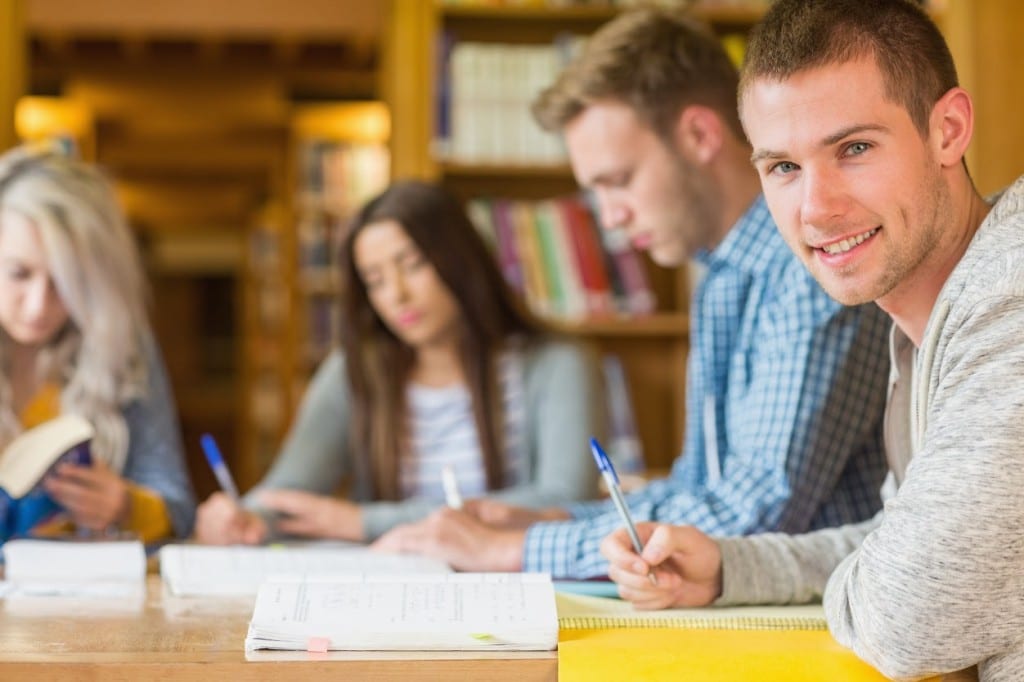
[64,73,288,130]
[26,0,384,39]
[941,0,1024,195]
[0,0,26,150]
[966,0,1024,195]
[382,0,437,180]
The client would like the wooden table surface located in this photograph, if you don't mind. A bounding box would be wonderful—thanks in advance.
[0,575,556,681]
[0,574,979,682]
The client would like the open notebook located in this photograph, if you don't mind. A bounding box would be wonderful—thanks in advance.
[245,573,558,652]
[159,544,452,596]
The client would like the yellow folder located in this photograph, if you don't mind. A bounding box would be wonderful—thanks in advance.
[556,593,940,682]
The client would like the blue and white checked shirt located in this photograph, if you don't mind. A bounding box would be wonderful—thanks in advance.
[523,195,891,578]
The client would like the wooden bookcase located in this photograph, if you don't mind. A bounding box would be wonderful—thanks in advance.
[240,102,390,484]
[381,1,775,470]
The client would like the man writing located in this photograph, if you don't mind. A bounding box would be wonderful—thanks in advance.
[375,8,890,580]
[602,1,1024,679]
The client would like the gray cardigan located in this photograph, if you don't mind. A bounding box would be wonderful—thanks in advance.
[714,176,1024,681]
[246,337,605,540]
[120,337,196,538]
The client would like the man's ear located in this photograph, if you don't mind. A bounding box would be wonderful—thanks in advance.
[672,105,725,165]
[930,87,973,168]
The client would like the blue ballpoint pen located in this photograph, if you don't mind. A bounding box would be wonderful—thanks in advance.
[589,437,657,586]
[200,433,240,500]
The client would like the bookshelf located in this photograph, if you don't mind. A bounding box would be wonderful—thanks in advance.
[241,102,390,482]
[382,1,778,470]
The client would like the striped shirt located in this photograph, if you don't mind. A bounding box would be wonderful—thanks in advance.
[400,353,526,500]
[523,195,892,578]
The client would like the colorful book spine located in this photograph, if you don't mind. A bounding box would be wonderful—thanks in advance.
[531,201,571,318]
[587,201,656,316]
[559,198,614,316]
[491,199,526,295]
[510,201,553,317]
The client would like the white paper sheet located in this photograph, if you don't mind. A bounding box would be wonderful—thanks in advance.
[159,543,452,596]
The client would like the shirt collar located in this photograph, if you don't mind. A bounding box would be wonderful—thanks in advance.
[694,194,775,272]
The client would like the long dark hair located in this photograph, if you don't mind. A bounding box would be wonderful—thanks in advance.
[338,180,546,501]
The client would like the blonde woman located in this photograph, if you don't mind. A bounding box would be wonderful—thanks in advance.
[0,146,194,543]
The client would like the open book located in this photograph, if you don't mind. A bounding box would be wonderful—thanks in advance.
[159,543,452,596]
[245,573,558,652]
[0,415,93,542]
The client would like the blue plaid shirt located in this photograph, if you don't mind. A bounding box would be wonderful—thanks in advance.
[523,195,891,578]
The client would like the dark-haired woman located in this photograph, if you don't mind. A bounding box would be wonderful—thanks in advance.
[196,181,604,544]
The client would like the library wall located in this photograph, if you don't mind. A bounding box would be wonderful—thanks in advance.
[4,0,1024,494]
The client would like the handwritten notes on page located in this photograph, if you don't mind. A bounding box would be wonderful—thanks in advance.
[245,573,558,652]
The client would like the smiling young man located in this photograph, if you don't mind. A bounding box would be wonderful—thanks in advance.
[373,8,891,580]
[600,1,1024,679]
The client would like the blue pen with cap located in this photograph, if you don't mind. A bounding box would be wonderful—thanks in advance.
[200,433,240,500]
[589,437,657,585]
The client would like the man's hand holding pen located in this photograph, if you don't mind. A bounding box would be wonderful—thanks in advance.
[600,522,723,610]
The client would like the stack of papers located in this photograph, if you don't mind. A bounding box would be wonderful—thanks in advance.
[245,572,558,652]
[159,544,452,596]
[1,538,146,598]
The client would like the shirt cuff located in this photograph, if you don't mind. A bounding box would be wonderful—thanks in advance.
[124,483,172,543]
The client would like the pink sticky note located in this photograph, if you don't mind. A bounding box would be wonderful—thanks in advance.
[307,637,330,653]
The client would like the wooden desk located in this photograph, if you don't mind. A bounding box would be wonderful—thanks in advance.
[0,576,556,681]
[0,575,978,682]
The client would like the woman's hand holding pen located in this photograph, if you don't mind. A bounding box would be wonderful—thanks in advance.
[257,490,365,542]
[601,522,723,610]
[44,458,130,531]
[195,492,268,545]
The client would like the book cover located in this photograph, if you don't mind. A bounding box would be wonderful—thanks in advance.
[0,415,94,543]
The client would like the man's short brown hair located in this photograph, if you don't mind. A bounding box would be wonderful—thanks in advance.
[740,0,958,136]
[531,7,743,142]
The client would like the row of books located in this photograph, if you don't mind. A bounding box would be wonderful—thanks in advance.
[296,140,390,215]
[435,29,748,165]
[295,139,391,367]
[467,195,656,320]
[436,37,583,164]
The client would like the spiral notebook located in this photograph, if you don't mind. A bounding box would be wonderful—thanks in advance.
[554,594,898,682]
[556,592,827,630]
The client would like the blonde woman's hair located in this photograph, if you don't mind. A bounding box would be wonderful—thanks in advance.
[0,145,151,472]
